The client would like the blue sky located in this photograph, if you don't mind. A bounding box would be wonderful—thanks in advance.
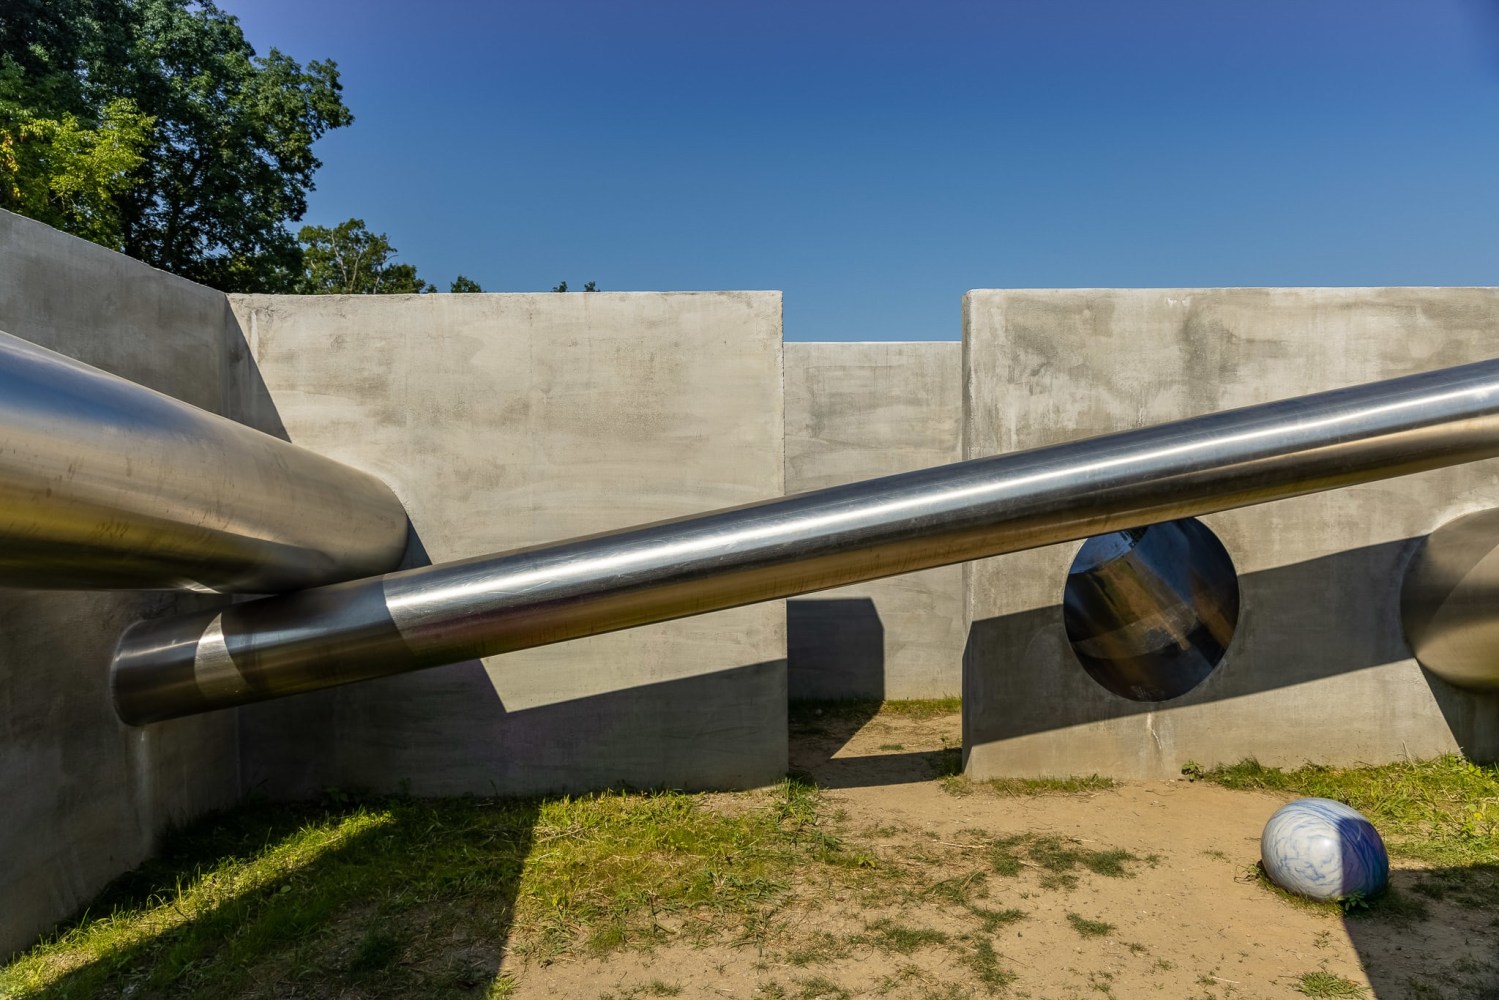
[229,1,1499,340]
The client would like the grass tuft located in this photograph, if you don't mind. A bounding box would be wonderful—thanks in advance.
[964,937,1017,994]
[858,918,948,954]
[1294,970,1369,997]
[1065,912,1115,938]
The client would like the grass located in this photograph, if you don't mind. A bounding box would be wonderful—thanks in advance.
[13,727,1499,999]
[0,780,869,999]
[1065,913,1115,938]
[964,937,1017,993]
[988,833,1143,889]
[941,772,1116,798]
[1294,970,1369,997]
[788,697,961,727]
[1193,755,1499,867]
[857,918,949,954]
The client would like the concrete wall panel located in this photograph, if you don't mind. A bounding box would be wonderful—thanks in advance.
[963,288,1499,781]
[0,210,240,956]
[784,342,964,699]
[228,292,788,796]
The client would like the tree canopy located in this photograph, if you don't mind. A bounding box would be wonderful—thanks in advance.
[1,0,352,291]
[298,218,437,294]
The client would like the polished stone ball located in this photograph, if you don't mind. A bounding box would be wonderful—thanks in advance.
[1260,797,1389,902]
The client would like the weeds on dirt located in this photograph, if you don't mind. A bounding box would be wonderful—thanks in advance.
[941,771,1116,798]
[1294,970,1369,997]
[1065,913,1115,937]
[988,833,1143,889]
[964,937,1018,993]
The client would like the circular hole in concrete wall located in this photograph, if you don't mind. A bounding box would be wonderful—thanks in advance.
[1063,517,1239,702]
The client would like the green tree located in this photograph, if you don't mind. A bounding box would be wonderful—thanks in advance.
[297,217,433,294]
[552,280,600,292]
[1,0,352,291]
[449,274,482,293]
[0,92,152,246]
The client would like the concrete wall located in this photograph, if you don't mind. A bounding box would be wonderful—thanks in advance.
[0,210,242,956]
[963,288,1499,781]
[784,342,964,699]
[228,292,788,797]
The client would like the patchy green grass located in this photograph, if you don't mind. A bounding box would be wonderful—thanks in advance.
[988,833,1143,890]
[964,937,1017,993]
[0,780,869,999]
[857,918,948,954]
[1194,755,1499,867]
[941,771,1116,798]
[1065,913,1115,938]
[1294,970,1369,997]
[879,697,962,719]
[788,697,961,727]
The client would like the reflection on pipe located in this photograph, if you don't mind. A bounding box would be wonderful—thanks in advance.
[0,329,409,592]
[1401,507,1499,690]
[113,357,1499,724]
[1063,519,1239,702]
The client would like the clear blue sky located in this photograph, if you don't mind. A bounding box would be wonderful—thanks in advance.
[230,1,1499,340]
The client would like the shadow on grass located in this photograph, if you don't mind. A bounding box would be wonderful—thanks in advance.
[8,795,540,999]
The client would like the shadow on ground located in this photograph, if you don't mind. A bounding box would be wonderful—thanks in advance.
[787,701,959,789]
[1347,863,1499,999]
[18,795,540,999]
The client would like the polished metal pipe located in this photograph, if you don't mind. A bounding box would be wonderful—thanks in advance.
[0,329,409,592]
[113,358,1499,723]
[1401,507,1499,690]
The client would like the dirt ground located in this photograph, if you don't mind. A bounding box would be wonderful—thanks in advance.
[497,710,1499,1000]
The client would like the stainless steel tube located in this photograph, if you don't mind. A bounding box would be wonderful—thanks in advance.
[1401,507,1499,690]
[113,357,1499,723]
[0,329,409,592]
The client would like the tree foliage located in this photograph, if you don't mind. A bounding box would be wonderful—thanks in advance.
[0,90,153,245]
[297,218,434,294]
[449,274,482,293]
[1,0,352,291]
[552,280,599,292]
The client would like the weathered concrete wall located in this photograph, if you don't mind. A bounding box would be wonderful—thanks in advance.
[784,342,964,699]
[228,292,788,796]
[0,210,241,956]
[963,288,1499,781]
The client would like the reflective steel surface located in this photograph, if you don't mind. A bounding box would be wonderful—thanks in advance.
[1401,506,1499,690]
[0,329,409,592]
[1063,519,1240,702]
[113,358,1499,723]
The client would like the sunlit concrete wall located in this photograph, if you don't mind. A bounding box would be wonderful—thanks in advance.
[0,210,241,956]
[784,342,964,700]
[963,288,1499,781]
[228,292,789,797]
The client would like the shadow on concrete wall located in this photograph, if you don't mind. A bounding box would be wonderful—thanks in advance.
[788,597,885,701]
[965,539,1499,762]
[220,308,788,800]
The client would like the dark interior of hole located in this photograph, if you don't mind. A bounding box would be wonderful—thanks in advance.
[1063,518,1240,702]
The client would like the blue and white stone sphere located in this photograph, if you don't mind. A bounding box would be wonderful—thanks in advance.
[1260,798,1389,902]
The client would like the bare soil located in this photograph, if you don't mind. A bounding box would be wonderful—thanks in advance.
[499,709,1499,1000]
